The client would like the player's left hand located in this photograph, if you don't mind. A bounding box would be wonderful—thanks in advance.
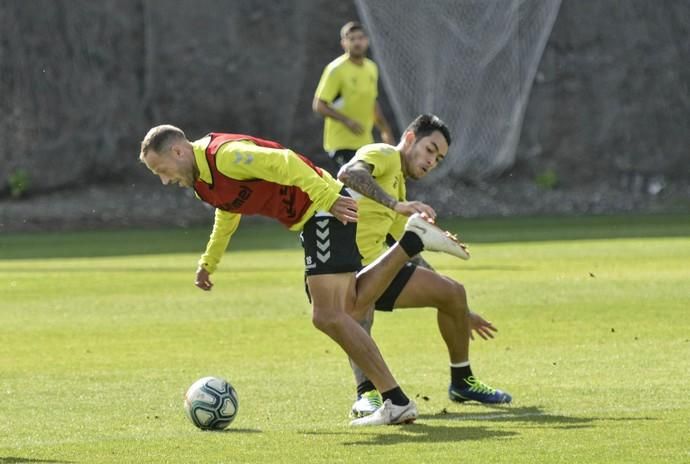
[468,311,497,340]
[393,201,436,220]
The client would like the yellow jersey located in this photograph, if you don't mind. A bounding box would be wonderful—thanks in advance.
[314,54,378,152]
[350,143,408,265]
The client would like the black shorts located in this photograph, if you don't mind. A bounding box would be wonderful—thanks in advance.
[330,149,357,167]
[300,213,362,276]
[322,149,357,177]
[374,261,417,311]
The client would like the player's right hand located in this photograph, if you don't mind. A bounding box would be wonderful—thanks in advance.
[195,266,214,291]
[393,201,437,220]
[329,195,358,224]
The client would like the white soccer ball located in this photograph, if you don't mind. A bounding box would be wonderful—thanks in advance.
[184,376,239,430]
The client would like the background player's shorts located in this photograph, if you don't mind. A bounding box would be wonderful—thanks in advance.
[323,149,357,177]
[300,213,362,276]
[330,149,357,167]
[374,261,417,311]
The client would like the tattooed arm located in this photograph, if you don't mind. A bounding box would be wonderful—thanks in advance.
[338,160,397,208]
[338,160,437,218]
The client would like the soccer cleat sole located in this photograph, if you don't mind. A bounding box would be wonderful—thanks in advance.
[449,389,512,404]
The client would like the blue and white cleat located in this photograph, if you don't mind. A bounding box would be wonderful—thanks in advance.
[449,376,512,404]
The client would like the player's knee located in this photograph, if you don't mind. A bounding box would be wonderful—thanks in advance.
[444,279,469,313]
[311,307,340,335]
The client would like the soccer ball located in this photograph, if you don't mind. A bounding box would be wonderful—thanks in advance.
[183,376,239,430]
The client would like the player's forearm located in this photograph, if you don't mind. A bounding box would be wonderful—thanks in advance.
[338,166,397,210]
[375,119,392,136]
[374,102,392,135]
[313,99,350,125]
[198,210,241,273]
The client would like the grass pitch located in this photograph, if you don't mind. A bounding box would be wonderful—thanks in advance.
[1,214,689,463]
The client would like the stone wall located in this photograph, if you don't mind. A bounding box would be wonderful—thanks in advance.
[1,0,687,214]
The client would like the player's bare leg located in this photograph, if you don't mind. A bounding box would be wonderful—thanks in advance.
[355,213,470,312]
[307,272,398,393]
[393,268,471,363]
[308,272,419,426]
[348,267,470,418]
[354,243,415,311]
[394,267,512,405]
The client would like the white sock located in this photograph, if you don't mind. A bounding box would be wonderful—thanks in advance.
[450,361,470,368]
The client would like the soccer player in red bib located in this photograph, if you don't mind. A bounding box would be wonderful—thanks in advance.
[138,125,469,426]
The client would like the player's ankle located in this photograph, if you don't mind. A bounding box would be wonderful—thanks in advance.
[450,361,473,388]
[399,231,424,257]
[381,386,409,406]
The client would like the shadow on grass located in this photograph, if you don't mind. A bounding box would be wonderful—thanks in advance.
[423,405,592,430]
[422,404,658,430]
[1,214,687,260]
[299,424,517,446]
[202,427,262,434]
[344,423,517,446]
[0,458,74,464]
[325,404,658,446]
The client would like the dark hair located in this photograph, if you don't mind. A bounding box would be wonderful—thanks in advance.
[139,124,186,159]
[405,114,451,146]
[340,21,366,39]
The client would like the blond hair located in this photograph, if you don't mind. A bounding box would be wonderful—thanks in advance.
[139,124,187,159]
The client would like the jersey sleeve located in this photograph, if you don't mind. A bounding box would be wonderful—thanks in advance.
[356,144,398,179]
[314,64,341,103]
[215,141,341,214]
[198,209,242,274]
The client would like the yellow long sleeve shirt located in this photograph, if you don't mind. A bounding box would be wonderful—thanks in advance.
[192,136,343,273]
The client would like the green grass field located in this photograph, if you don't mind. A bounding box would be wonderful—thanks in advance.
[1,214,689,463]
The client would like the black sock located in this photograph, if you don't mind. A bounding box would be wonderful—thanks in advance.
[399,231,424,257]
[356,380,376,397]
[381,386,409,406]
[451,364,474,388]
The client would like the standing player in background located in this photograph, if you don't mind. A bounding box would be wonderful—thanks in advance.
[338,114,512,422]
[138,124,470,426]
[313,21,394,176]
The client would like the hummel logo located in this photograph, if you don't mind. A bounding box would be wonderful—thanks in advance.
[316,251,331,262]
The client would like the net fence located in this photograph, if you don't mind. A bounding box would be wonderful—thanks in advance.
[354,0,561,181]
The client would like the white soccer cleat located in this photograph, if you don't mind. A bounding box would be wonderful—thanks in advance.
[351,390,383,418]
[405,213,470,260]
[349,399,418,426]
